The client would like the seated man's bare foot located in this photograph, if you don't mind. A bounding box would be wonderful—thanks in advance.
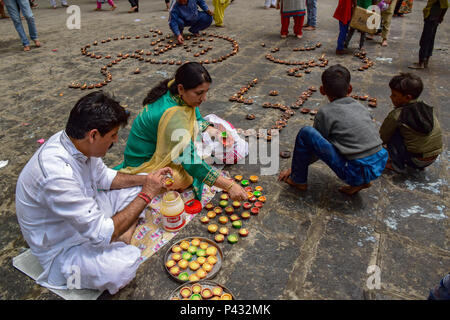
[338,182,372,195]
[278,169,307,191]
[116,220,139,245]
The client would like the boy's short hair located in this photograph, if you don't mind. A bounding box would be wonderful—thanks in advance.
[389,73,423,99]
[321,64,351,99]
[66,91,129,139]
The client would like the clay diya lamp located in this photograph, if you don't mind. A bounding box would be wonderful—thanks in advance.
[134,68,140,74]
[310,109,318,116]
[202,262,213,273]
[232,201,241,209]
[205,202,214,210]
[190,293,201,300]
[239,228,249,237]
[248,196,257,203]
[227,214,239,223]
[208,224,218,233]
[220,193,229,201]
[269,90,279,96]
[234,175,243,182]
[241,180,250,187]
[249,175,259,183]
[244,186,253,193]
[200,288,213,300]
[166,260,176,268]
[254,201,264,209]
[241,211,251,219]
[254,186,263,192]
[243,202,252,210]
[212,286,223,296]
[253,190,262,198]
[368,102,377,108]
[246,191,254,199]
[251,207,260,215]
[192,283,202,294]
[232,220,242,229]
[246,114,256,120]
[218,216,228,224]
[219,200,228,208]
[214,234,225,243]
[227,234,238,244]
[207,211,216,219]
[300,108,311,114]
[258,196,267,203]
[169,266,180,276]
[200,216,210,224]
[178,259,189,269]
[214,207,223,214]
[219,227,229,235]
[224,206,234,215]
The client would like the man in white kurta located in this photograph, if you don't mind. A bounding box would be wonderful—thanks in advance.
[15,91,172,295]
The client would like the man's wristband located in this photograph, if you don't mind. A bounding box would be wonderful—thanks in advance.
[138,192,151,204]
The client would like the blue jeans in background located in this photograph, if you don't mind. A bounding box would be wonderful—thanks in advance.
[290,126,387,186]
[337,21,349,50]
[3,0,38,46]
[306,0,317,27]
[174,11,213,36]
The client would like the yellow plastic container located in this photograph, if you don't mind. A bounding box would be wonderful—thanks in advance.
[161,191,186,232]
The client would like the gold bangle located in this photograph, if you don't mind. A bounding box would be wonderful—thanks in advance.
[225,180,235,192]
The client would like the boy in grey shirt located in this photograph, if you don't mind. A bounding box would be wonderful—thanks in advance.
[278,64,388,195]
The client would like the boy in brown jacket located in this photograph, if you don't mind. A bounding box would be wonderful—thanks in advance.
[380,73,443,172]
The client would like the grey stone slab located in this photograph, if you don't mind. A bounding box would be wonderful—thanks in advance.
[378,237,450,299]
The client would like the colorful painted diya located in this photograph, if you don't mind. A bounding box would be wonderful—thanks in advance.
[243,202,252,210]
[254,201,264,208]
[219,227,229,235]
[241,180,249,186]
[232,220,242,229]
[219,200,228,208]
[214,234,225,243]
[218,216,228,224]
[232,201,241,209]
[227,234,239,244]
[230,214,240,222]
[255,186,263,192]
[225,206,234,215]
[249,175,259,183]
[253,191,262,197]
[244,186,253,193]
[207,211,216,219]
[200,216,210,224]
[205,203,214,210]
[234,175,243,182]
[241,211,251,219]
[251,207,260,215]
[208,224,218,233]
[239,228,249,237]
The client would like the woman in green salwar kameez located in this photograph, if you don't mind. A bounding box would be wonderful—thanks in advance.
[115,62,248,202]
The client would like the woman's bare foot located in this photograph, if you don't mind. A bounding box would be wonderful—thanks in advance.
[381,39,388,47]
[94,7,101,11]
[128,6,137,13]
[278,169,307,191]
[23,45,31,52]
[111,5,117,10]
[338,182,372,195]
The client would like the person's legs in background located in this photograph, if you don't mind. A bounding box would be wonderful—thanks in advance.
[165,0,170,10]
[293,15,305,38]
[188,11,213,35]
[18,0,38,45]
[280,14,290,37]
[3,0,39,50]
[0,0,10,17]
[410,17,439,69]
[344,27,355,48]
[304,0,316,30]
[380,0,397,46]
[128,0,138,12]
[336,21,349,54]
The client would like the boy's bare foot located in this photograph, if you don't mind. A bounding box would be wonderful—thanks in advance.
[94,7,101,11]
[33,39,41,47]
[381,39,388,47]
[23,46,31,51]
[304,26,316,31]
[128,6,138,13]
[384,159,395,171]
[296,34,303,39]
[338,183,372,195]
[280,34,287,39]
[111,5,117,10]
[278,169,308,191]
[408,62,425,69]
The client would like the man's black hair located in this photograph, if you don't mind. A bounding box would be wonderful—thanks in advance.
[321,64,351,99]
[65,91,129,139]
[389,73,423,99]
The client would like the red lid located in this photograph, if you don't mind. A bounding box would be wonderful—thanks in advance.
[184,199,202,214]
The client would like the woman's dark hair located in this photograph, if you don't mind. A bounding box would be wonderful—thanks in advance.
[321,64,351,99]
[143,62,212,106]
[389,73,423,99]
[66,91,129,139]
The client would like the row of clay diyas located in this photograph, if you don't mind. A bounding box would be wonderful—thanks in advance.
[228,78,259,104]
[351,94,378,107]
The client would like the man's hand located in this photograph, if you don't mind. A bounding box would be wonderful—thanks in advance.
[278,168,291,182]
[207,9,213,16]
[177,34,184,44]
[141,167,173,198]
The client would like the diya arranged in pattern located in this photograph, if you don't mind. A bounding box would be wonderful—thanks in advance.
[169,280,235,300]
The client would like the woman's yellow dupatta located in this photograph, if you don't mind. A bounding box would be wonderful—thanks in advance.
[120,94,199,191]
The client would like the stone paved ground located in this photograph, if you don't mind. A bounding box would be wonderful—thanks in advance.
[0,0,448,300]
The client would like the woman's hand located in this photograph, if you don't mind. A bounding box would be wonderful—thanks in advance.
[227,183,248,202]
